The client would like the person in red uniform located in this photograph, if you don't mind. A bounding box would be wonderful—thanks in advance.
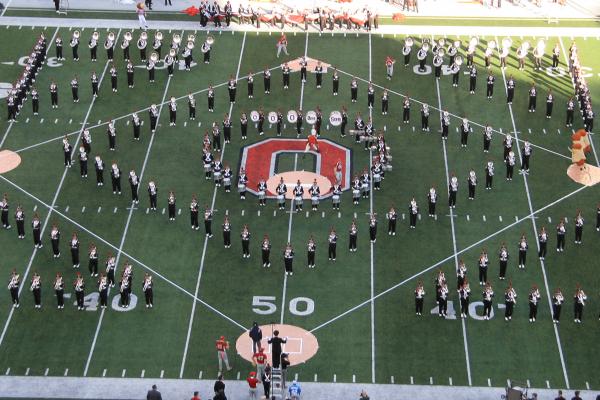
[304,129,319,155]
[252,346,267,380]
[215,335,232,372]
[247,371,259,399]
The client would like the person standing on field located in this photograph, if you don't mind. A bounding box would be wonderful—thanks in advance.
[216,335,232,372]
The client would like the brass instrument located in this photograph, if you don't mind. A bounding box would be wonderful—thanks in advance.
[517,41,530,59]
[533,39,545,58]
[206,35,214,45]
[89,31,99,48]
[186,40,194,50]
[172,33,181,47]
[137,31,148,49]
[104,31,115,50]
[121,31,132,49]
[417,42,428,60]
[187,33,196,43]
[70,30,80,47]
[153,31,163,50]
[402,37,413,55]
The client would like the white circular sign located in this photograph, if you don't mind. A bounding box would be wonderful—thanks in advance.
[250,110,260,122]
[329,110,342,127]
[267,111,278,124]
[0,83,13,99]
[287,110,297,123]
[305,110,317,125]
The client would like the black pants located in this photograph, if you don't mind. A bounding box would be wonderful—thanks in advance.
[468,183,475,199]
[507,89,514,103]
[575,226,583,242]
[539,241,547,258]
[553,304,561,321]
[483,300,492,317]
[349,235,357,250]
[529,303,538,319]
[546,103,553,117]
[505,302,514,318]
[485,174,492,188]
[328,243,336,259]
[107,270,115,287]
[428,201,436,216]
[111,177,121,193]
[51,239,60,256]
[499,261,507,278]
[131,184,139,202]
[229,89,236,103]
[479,266,487,283]
[452,73,459,85]
[72,88,78,102]
[351,88,357,102]
[566,110,574,126]
[100,290,108,307]
[521,155,529,171]
[264,78,270,93]
[409,213,417,228]
[487,84,493,97]
[76,291,84,308]
[149,195,157,209]
[168,204,176,219]
[460,298,469,316]
[145,289,153,305]
[33,229,42,246]
[449,192,456,207]
[71,248,79,266]
[557,234,565,250]
[96,170,104,184]
[89,259,98,275]
[56,290,64,307]
[528,97,536,111]
[127,72,134,87]
[333,80,338,95]
[506,165,513,179]
[223,231,230,247]
[388,219,396,234]
[242,240,250,256]
[518,250,526,266]
[50,94,57,106]
[415,298,423,314]
[191,212,198,229]
[284,259,293,273]
[574,303,583,320]
[403,108,410,122]
[17,220,25,237]
[262,250,270,265]
[421,115,428,130]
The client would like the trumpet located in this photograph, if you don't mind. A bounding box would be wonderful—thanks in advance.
[201,41,211,53]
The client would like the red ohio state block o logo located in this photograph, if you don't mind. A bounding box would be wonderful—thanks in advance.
[240,138,352,199]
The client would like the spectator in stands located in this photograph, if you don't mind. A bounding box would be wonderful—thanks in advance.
[555,390,565,400]
[191,391,201,400]
[572,391,583,400]
[146,384,162,400]
[359,390,370,400]
[288,380,301,400]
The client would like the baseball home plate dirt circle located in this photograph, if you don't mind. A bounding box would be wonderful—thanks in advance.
[236,324,319,366]
[0,150,21,174]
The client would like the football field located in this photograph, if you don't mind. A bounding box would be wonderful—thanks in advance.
[0,24,599,392]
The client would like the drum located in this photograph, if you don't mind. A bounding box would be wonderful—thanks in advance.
[332,194,340,204]
[213,171,222,178]
[277,194,284,202]
[258,190,266,200]
[223,177,231,185]
[361,183,369,191]
[204,163,212,172]
[287,110,298,123]
[294,195,302,202]
[311,196,319,205]
[329,110,342,127]
[267,111,278,124]
[305,110,317,125]
[250,110,260,122]
[352,189,360,197]
[237,183,246,192]
[373,173,381,183]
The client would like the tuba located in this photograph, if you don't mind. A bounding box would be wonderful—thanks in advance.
[206,35,215,45]
[517,41,530,59]
[533,39,545,58]
[121,31,132,49]
[186,40,195,50]
[104,31,115,50]
[417,42,429,60]
[70,30,80,47]
[89,31,99,48]
[485,40,496,58]
[137,31,147,49]
[150,52,159,63]
[433,48,444,67]
[467,36,478,55]
[165,48,176,65]
[403,37,414,55]
[172,33,181,48]
[187,33,196,43]
[153,31,163,50]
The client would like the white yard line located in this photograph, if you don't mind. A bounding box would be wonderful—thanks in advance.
[0,26,59,149]
[279,31,309,325]
[0,0,13,17]
[497,37,570,389]
[0,173,248,332]
[0,28,119,351]
[179,31,247,379]
[309,184,587,333]
[435,78,472,387]
[368,32,376,385]
[83,29,177,377]
[557,36,599,165]
[13,66,283,155]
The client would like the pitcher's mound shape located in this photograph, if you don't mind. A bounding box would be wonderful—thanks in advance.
[567,163,600,186]
[0,150,21,174]
[236,324,318,366]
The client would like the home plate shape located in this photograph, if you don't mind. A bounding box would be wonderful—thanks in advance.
[0,150,22,174]
[286,57,331,73]
[235,324,319,366]
[567,163,600,186]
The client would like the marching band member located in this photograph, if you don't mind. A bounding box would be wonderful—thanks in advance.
[168,96,177,126]
[257,179,268,207]
[486,73,495,99]
[456,259,467,290]
[148,180,158,210]
[403,39,412,67]
[15,205,25,239]
[538,226,548,260]
[498,242,509,280]
[30,272,42,309]
[379,89,389,115]
[458,280,470,318]
[188,195,199,230]
[293,180,304,212]
[371,159,382,191]
[402,97,410,124]
[241,224,251,258]
[147,56,155,83]
[528,83,537,113]
[528,285,541,322]
[89,244,99,277]
[207,85,215,112]
[50,223,61,258]
[451,59,460,87]
[350,77,358,103]
[483,125,492,153]
[263,67,271,94]
[504,283,517,321]
[188,93,196,120]
[552,288,564,323]
[352,175,361,205]
[107,120,116,150]
[247,71,254,99]
[149,104,158,133]
[332,67,339,96]
[503,133,513,160]
[54,272,64,309]
[127,170,139,205]
[228,75,237,104]
[143,273,153,308]
[478,248,489,286]
[31,86,40,114]
[71,76,79,102]
[460,118,470,148]
[109,64,117,93]
[427,186,437,217]
[369,213,377,243]
[105,253,116,287]
[222,216,231,248]
[223,113,232,144]
[238,168,248,200]
[573,285,586,323]
[88,32,98,62]
[167,191,176,221]
[448,173,458,209]
[552,43,560,69]
[485,160,494,190]
[119,271,131,308]
[127,60,134,88]
[506,75,515,104]
[467,170,477,200]
[327,227,338,261]
[408,198,418,229]
[482,282,494,320]
[261,235,272,268]
[240,112,248,140]
[340,106,347,137]
[223,163,232,193]
[110,162,121,195]
[202,39,211,64]
[213,159,223,187]
[74,272,85,311]
[70,232,80,268]
[307,236,316,269]
[308,180,320,211]
[212,123,221,152]
[521,140,532,173]
[8,270,20,308]
[121,33,130,61]
[283,242,294,276]
[367,82,375,109]
[469,66,477,94]
[518,234,528,269]
[81,129,92,154]
[435,270,445,304]
[315,61,323,89]
[94,155,105,186]
[98,272,108,309]
[70,31,80,61]
[546,89,553,118]
[438,280,449,318]
[349,220,358,252]
[276,177,287,210]
[574,210,584,244]
[441,110,450,140]
[182,42,193,71]
[276,109,283,137]
[565,97,575,127]
[299,57,307,83]
[0,195,10,230]
[556,218,566,252]
[31,213,42,248]
[415,281,425,316]
[62,137,72,168]
[420,103,429,131]
[505,151,515,181]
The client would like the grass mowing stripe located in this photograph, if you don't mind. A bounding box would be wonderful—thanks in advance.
[279,31,309,325]
[497,36,571,389]
[333,66,571,162]
[179,31,247,379]
[368,32,376,384]
[435,75,473,387]
[0,27,113,352]
[308,184,587,333]
[82,27,175,377]
[0,26,59,149]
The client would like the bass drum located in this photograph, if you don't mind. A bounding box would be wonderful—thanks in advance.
[250,110,260,122]
[287,110,298,123]
[329,110,342,127]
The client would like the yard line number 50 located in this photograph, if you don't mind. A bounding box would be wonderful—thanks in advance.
[252,296,315,316]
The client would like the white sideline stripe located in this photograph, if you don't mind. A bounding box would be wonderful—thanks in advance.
[102,369,107,377]
[179,31,247,380]
[368,32,376,385]
[308,184,587,333]
[498,37,570,389]
[435,78,472,387]
[14,65,284,155]
[279,31,309,326]
[141,370,145,378]
[84,29,173,378]
[0,28,116,353]
[63,368,68,377]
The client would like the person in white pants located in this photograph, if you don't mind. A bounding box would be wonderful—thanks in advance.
[136,3,148,30]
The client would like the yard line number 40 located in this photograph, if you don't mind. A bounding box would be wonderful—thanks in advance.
[252,296,315,316]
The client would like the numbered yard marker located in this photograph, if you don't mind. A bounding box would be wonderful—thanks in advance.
[252,295,315,316]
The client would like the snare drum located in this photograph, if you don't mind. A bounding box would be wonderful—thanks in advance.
[277,194,284,202]
[204,163,212,172]
[258,190,266,200]
[373,173,381,183]
[352,189,360,197]
[294,195,302,203]
[332,194,340,204]
[223,177,231,186]
[237,184,246,192]
[311,196,319,205]
[214,171,222,178]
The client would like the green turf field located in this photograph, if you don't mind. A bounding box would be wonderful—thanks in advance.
[0,26,599,391]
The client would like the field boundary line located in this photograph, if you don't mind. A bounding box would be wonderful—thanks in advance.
[0,28,118,351]
[308,184,587,333]
[435,74,472,386]
[0,0,13,17]
[179,31,247,379]
[83,29,178,378]
[0,174,249,332]
[13,66,284,155]
[279,31,309,325]
[368,32,376,384]
[0,26,59,149]
[498,35,571,389]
